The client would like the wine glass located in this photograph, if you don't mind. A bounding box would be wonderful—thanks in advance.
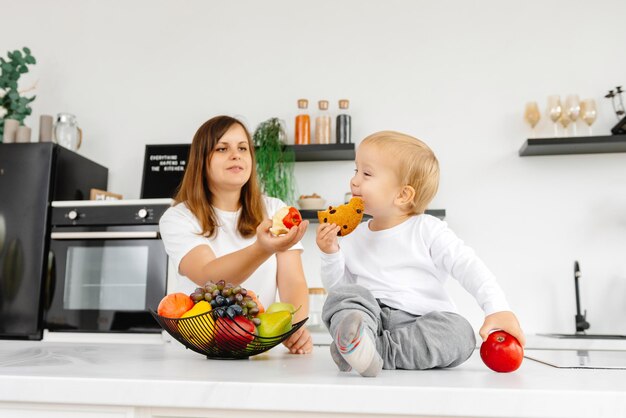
[559,113,571,136]
[564,95,580,136]
[547,95,562,137]
[580,99,597,135]
[524,102,541,138]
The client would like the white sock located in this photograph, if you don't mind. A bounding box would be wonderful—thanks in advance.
[335,312,382,377]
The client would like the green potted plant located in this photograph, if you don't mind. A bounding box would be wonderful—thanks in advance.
[0,47,37,142]
[253,118,296,204]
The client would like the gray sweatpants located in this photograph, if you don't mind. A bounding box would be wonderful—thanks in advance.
[322,284,476,370]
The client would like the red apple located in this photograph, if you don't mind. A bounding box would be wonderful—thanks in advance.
[270,206,303,236]
[480,330,524,372]
[282,207,302,229]
[215,316,256,350]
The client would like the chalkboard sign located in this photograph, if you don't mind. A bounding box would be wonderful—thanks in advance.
[141,144,191,198]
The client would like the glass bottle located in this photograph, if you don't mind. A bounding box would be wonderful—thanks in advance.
[336,99,351,144]
[314,100,331,144]
[54,113,83,151]
[308,287,328,332]
[294,99,310,145]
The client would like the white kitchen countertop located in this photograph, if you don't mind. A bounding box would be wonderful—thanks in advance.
[1,338,626,418]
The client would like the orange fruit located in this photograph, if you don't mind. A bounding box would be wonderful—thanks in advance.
[157,293,194,318]
[247,290,265,314]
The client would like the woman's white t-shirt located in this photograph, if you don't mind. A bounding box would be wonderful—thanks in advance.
[159,196,303,309]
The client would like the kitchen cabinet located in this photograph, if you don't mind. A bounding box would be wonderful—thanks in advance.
[519,135,626,156]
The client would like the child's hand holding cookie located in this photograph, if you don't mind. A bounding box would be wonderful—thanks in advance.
[316,223,340,254]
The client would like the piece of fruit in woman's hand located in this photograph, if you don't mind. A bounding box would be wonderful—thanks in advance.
[269,206,302,236]
[157,293,194,318]
[480,330,524,372]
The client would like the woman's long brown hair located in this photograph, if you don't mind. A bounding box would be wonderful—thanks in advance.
[174,116,266,238]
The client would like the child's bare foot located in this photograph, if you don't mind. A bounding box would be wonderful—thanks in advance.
[335,311,382,377]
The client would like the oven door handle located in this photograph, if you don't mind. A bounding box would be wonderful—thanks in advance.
[50,231,160,240]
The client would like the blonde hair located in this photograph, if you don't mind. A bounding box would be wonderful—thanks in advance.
[361,131,440,214]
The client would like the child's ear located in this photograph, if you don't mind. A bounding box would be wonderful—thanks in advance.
[395,185,416,207]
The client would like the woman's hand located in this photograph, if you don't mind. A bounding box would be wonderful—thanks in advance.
[282,326,313,354]
[316,223,340,254]
[256,219,309,254]
[479,311,526,347]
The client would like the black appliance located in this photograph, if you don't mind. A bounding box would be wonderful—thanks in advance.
[45,199,170,333]
[0,143,108,340]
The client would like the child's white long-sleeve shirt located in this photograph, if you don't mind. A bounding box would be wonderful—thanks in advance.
[320,214,510,316]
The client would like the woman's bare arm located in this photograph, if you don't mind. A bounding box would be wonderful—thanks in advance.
[179,219,309,286]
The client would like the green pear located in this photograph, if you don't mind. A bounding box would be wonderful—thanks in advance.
[257,311,292,338]
[266,302,296,314]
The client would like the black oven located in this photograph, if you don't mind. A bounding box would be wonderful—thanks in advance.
[44,199,171,333]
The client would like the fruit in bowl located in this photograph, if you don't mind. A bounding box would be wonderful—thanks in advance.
[157,293,194,318]
[215,316,256,350]
[153,281,307,359]
[257,302,300,338]
[297,193,326,210]
[189,280,263,321]
[179,301,214,345]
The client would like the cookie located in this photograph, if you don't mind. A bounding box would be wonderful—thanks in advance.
[317,197,364,236]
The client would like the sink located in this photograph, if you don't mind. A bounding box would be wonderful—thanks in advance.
[525,349,626,369]
[538,333,626,340]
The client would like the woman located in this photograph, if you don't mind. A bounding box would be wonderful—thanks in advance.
[159,115,312,354]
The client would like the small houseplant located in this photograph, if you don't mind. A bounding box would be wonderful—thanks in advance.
[0,47,37,142]
[253,118,296,204]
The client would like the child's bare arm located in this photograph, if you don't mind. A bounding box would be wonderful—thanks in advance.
[479,311,526,347]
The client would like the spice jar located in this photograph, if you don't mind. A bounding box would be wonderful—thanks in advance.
[314,100,331,144]
[308,287,328,331]
[295,99,311,145]
[336,99,351,144]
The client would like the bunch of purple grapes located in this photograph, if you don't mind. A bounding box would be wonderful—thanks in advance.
[190,280,261,325]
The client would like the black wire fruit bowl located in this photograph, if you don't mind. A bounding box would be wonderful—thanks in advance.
[151,308,308,360]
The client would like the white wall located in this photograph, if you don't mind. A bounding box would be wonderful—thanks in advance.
[3,0,626,335]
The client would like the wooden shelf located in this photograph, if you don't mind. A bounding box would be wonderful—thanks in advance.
[519,135,626,156]
[285,143,355,161]
[300,209,446,222]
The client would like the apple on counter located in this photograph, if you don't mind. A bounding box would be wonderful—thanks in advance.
[480,330,524,372]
